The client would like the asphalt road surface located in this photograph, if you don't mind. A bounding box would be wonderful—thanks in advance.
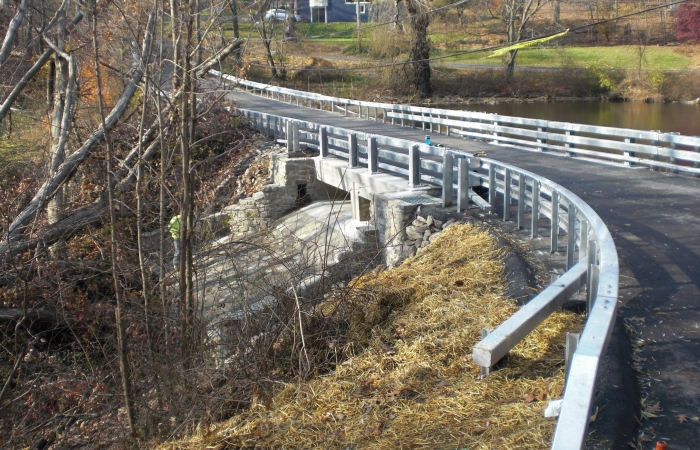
[226,87,700,449]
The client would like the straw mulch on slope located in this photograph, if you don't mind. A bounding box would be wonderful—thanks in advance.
[163,223,583,449]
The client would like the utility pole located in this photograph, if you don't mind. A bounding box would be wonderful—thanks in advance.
[356,0,362,53]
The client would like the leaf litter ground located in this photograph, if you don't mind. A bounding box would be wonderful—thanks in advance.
[163,223,583,449]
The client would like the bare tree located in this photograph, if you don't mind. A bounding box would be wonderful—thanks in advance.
[491,0,549,79]
[396,0,432,96]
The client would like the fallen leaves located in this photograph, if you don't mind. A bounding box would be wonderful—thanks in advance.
[642,402,662,419]
[589,406,599,423]
[677,414,688,423]
[523,393,536,403]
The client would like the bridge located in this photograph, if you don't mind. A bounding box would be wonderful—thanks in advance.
[212,71,700,450]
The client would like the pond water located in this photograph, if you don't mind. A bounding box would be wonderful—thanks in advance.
[434,101,700,137]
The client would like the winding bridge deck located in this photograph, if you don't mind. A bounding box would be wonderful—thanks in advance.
[221,84,700,449]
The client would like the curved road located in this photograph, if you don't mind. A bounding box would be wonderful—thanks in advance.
[226,87,700,449]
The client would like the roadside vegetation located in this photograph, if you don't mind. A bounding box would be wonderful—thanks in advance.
[161,223,583,450]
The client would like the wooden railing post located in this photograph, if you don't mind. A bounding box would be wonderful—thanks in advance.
[503,169,511,222]
[368,135,378,173]
[286,119,293,152]
[292,121,300,152]
[537,125,548,152]
[531,180,540,238]
[349,133,358,167]
[488,164,496,208]
[517,173,525,229]
[551,191,559,253]
[565,130,576,156]
[409,144,421,188]
[320,126,328,158]
[457,157,469,212]
[624,137,636,166]
[442,152,454,207]
[567,205,576,270]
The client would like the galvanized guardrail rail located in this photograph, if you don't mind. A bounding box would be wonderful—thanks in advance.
[237,106,618,450]
[212,70,700,176]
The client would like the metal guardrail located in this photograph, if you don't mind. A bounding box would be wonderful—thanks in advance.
[212,70,700,176]
[238,107,618,450]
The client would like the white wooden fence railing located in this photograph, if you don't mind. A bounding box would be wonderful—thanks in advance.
[239,107,619,450]
[212,70,700,176]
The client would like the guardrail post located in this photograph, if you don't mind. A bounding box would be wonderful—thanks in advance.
[457,157,469,212]
[349,133,358,167]
[345,103,348,116]
[257,115,264,134]
[374,107,378,121]
[265,115,272,138]
[292,121,300,153]
[383,108,387,123]
[503,169,511,222]
[565,332,580,382]
[565,130,575,156]
[492,119,501,143]
[391,109,395,125]
[517,173,525,229]
[578,220,588,262]
[649,131,660,171]
[429,114,433,133]
[669,135,679,174]
[488,164,496,209]
[531,180,539,238]
[442,153,454,207]
[320,127,328,158]
[586,239,598,312]
[551,191,559,253]
[537,125,548,152]
[566,205,576,270]
[331,101,334,113]
[624,138,636,166]
[481,328,492,377]
[286,120,293,152]
[368,136,378,173]
[296,96,299,105]
[409,144,421,188]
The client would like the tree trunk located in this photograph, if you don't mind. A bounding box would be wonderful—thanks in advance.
[229,0,239,39]
[0,0,27,65]
[406,0,431,97]
[505,49,517,80]
[92,8,139,434]
[47,9,69,230]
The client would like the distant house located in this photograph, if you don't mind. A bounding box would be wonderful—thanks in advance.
[296,0,371,23]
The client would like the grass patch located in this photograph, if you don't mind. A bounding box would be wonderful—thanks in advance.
[161,223,583,449]
[437,45,693,70]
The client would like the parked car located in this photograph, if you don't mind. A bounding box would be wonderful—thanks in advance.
[264,9,302,22]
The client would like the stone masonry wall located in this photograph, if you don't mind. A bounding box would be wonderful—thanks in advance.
[224,154,317,238]
[374,193,457,269]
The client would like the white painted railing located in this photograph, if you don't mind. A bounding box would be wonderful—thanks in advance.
[238,107,618,450]
[211,70,700,176]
